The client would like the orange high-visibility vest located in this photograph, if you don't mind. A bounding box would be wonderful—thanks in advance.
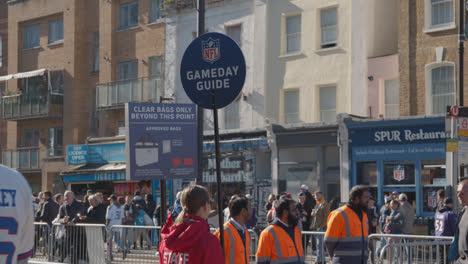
[324,205,369,263]
[255,223,304,264]
[214,221,250,264]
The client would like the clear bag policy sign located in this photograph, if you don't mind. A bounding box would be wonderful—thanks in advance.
[125,103,197,180]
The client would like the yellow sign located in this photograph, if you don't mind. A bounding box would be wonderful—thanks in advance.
[460,130,468,137]
[447,139,458,152]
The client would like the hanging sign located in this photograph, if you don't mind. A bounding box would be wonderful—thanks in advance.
[393,165,405,181]
[180,32,246,109]
[428,190,438,209]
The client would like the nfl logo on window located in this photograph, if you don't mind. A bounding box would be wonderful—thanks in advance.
[393,165,405,182]
[428,191,437,208]
[202,38,220,63]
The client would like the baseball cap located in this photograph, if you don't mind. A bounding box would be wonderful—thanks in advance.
[108,194,117,201]
[245,194,253,200]
[398,193,408,201]
[298,192,306,197]
[392,191,399,195]
[300,184,309,191]
[384,196,392,204]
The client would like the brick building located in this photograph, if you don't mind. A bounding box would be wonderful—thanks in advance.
[399,0,465,116]
[0,0,7,153]
[0,0,165,194]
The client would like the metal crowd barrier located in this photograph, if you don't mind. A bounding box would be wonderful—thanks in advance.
[301,231,328,263]
[209,227,259,263]
[109,225,161,263]
[32,222,50,261]
[368,233,454,264]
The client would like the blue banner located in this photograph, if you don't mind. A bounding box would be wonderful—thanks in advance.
[63,171,126,182]
[126,103,197,180]
[348,121,446,146]
[66,142,125,165]
[352,143,446,161]
[67,145,88,165]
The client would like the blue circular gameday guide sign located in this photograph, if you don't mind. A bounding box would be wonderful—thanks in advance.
[180,32,246,109]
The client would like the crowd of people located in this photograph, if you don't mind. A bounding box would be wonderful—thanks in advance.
[30,181,466,264]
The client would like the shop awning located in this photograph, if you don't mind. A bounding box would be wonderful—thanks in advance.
[61,162,126,182]
[0,68,63,82]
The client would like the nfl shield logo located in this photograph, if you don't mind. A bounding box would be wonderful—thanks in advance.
[428,191,437,208]
[202,38,220,63]
[393,165,405,182]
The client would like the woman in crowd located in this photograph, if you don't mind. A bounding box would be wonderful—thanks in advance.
[159,185,223,264]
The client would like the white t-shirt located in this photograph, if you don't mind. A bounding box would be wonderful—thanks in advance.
[106,203,124,230]
[0,165,34,264]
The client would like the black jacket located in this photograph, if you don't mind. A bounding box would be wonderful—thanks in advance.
[35,198,60,226]
[84,205,106,224]
[58,199,85,223]
[123,203,138,225]
[132,196,147,210]
[145,199,156,218]
[303,191,316,224]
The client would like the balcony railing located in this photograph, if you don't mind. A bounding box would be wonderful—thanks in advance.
[2,147,45,171]
[2,93,64,120]
[96,76,162,110]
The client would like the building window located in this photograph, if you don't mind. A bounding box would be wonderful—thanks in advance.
[118,60,138,80]
[48,127,63,157]
[118,121,126,136]
[49,19,63,44]
[285,15,301,54]
[426,64,455,115]
[92,32,99,72]
[320,7,338,49]
[23,129,39,147]
[319,86,336,122]
[149,56,162,77]
[384,79,399,118]
[149,0,162,23]
[24,24,40,49]
[226,24,241,47]
[283,89,299,124]
[119,1,138,30]
[224,98,240,129]
[431,0,454,28]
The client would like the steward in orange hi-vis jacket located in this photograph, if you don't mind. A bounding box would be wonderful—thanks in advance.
[215,195,252,264]
[256,198,304,264]
[324,185,371,264]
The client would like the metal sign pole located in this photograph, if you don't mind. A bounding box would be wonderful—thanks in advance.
[196,0,205,185]
[212,91,225,257]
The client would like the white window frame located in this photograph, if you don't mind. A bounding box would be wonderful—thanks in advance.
[119,1,139,30]
[48,18,64,44]
[425,61,456,115]
[380,78,400,118]
[319,6,338,49]
[282,13,301,55]
[281,88,300,124]
[23,23,40,49]
[424,0,456,32]
[318,85,337,122]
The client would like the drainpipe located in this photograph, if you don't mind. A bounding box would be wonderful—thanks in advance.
[337,113,350,203]
[265,119,278,194]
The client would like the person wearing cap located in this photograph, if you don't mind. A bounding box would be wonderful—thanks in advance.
[391,191,399,200]
[398,193,415,235]
[245,194,257,229]
[434,197,456,263]
[377,196,392,258]
[106,194,124,253]
[214,195,252,264]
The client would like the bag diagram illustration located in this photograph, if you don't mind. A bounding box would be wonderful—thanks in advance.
[135,133,159,167]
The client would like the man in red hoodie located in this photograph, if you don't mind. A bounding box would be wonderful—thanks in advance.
[159,185,224,264]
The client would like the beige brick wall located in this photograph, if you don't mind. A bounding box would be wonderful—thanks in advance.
[399,0,467,116]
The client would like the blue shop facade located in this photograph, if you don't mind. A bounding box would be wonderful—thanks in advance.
[340,116,447,217]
